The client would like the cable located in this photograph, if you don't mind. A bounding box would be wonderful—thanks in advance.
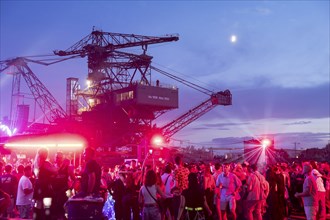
[0,55,82,70]
[151,65,213,96]
[152,62,219,92]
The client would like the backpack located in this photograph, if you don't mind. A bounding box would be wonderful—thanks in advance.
[255,172,269,200]
[260,177,269,200]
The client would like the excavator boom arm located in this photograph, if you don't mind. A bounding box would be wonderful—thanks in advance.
[161,90,232,139]
[54,30,179,56]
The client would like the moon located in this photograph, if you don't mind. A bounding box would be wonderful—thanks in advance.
[230,35,237,43]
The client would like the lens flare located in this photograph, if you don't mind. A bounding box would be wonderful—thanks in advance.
[0,123,16,136]
[151,135,164,146]
[261,139,271,148]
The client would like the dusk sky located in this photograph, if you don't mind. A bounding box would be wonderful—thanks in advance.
[1,1,329,151]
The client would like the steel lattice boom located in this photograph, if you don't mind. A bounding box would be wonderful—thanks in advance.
[54,30,179,56]
[3,58,67,123]
[54,30,179,91]
[161,90,232,139]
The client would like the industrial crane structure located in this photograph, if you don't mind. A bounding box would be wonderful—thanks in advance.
[0,57,68,130]
[1,28,232,161]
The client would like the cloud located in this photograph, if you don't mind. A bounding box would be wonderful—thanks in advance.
[235,6,272,16]
[283,121,312,125]
[175,82,329,122]
[209,83,329,120]
[255,7,272,15]
[273,132,330,148]
[192,127,229,131]
[188,122,251,132]
[202,122,250,128]
[212,136,248,145]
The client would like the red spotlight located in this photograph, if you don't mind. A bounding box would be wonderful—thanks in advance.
[151,135,164,146]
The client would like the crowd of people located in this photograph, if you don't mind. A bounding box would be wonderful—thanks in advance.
[0,147,329,220]
[0,147,99,219]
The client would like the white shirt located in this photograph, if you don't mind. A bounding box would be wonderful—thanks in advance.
[141,185,158,204]
[312,169,326,192]
[161,173,174,198]
[216,172,242,198]
[16,175,33,205]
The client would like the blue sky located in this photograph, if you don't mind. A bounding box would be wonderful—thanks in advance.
[1,1,329,150]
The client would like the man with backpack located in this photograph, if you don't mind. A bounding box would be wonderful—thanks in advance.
[243,164,269,220]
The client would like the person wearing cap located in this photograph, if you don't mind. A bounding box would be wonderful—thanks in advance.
[311,168,326,220]
[295,163,319,220]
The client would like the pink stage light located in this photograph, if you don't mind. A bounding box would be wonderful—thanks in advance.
[4,133,86,151]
